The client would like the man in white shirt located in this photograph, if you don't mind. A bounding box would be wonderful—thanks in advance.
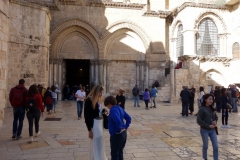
[75,87,86,120]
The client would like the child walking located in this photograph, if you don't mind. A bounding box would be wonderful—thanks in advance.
[104,96,131,160]
[143,88,150,110]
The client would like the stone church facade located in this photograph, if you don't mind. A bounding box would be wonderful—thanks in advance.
[0,0,240,125]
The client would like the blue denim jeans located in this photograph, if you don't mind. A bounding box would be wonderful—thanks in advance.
[52,98,57,111]
[77,101,84,118]
[12,107,25,136]
[133,96,139,107]
[200,128,218,160]
[232,98,237,112]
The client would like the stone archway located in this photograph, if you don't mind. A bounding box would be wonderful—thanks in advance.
[49,20,100,99]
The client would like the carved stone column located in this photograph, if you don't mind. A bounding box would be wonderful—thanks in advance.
[49,59,53,87]
[106,61,110,94]
[98,60,104,85]
[95,60,99,85]
[103,60,107,92]
[141,61,144,91]
[53,59,58,85]
[136,61,140,86]
[90,60,95,88]
[58,59,63,100]
[145,62,149,89]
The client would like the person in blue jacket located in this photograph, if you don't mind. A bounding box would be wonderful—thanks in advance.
[150,85,158,108]
[104,96,131,160]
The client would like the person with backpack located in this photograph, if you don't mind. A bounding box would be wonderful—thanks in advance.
[25,84,44,143]
[51,85,61,113]
[44,87,53,115]
[9,79,28,140]
[132,85,140,107]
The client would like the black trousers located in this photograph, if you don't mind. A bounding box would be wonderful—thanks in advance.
[27,110,41,136]
[110,130,127,160]
[46,104,53,112]
[144,100,149,108]
[182,102,189,116]
[222,111,229,125]
[189,99,194,112]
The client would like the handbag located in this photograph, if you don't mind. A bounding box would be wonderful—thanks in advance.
[226,103,232,109]
[102,109,108,129]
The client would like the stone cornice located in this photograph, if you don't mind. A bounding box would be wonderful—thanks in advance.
[9,0,49,11]
[86,2,145,9]
[174,2,228,15]
[152,50,166,54]
[143,10,172,18]
[178,55,232,62]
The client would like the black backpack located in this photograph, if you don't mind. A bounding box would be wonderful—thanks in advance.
[26,96,37,113]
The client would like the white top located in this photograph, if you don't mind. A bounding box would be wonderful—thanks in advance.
[75,90,86,101]
[51,89,61,98]
[198,91,204,100]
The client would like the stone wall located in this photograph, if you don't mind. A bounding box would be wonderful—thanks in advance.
[175,69,189,100]
[7,1,50,99]
[0,0,9,126]
[109,61,136,98]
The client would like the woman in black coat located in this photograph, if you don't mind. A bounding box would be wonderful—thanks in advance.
[116,88,126,109]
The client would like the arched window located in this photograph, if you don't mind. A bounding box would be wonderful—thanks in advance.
[232,42,240,59]
[196,18,219,56]
[176,25,183,57]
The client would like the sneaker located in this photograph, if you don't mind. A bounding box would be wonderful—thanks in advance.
[16,136,22,140]
[12,134,16,139]
[35,131,41,137]
[28,137,33,143]
[221,125,226,128]
[225,125,231,128]
[78,117,80,120]
[137,105,140,107]
[153,106,156,108]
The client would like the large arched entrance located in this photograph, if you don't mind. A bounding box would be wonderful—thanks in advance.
[49,20,100,100]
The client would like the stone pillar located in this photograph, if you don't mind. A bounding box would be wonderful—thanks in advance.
[98,60,103,85]
[58,59,63,100]
[106,61,110,93]
[183,30,197,56]
[145,62,149,88]
[219,33,228,57]
[90,60,95,88]
[103,61,107,92]
[53,59,58,86]
[49,59,53,87]
[136,61,140,86]
[95,60,99,85]
[141,61,144,91]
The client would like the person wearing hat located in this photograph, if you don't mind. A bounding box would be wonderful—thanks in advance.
[116,88,126,109]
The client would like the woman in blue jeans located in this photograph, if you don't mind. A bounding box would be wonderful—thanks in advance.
[197,94,218,160]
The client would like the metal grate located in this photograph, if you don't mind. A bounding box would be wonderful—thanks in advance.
[196,18,219,56]
[44,118,62,121]
[232,42,240,59]
[176,25,184,57]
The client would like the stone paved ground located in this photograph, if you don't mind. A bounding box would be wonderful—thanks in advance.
[1,100,240,160]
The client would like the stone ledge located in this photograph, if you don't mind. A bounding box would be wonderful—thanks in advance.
[86,2,145,9]
[143,10,172,18]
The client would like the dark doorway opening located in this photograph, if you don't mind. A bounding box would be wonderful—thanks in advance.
[65,59,90,87]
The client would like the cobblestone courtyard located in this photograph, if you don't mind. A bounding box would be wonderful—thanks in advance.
[1,100,240,160]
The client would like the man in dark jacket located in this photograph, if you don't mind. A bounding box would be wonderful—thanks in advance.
[214,86,221,112]
[9,79,28,140]
[180,86,191,116]
[132,85,140,107]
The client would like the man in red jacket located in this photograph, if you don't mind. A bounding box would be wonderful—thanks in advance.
[9,79,28,140]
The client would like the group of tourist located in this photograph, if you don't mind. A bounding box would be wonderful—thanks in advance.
[9,79,132,160]
[132,84,158,110]
[9,79,62,142]
[180,84,240,160]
